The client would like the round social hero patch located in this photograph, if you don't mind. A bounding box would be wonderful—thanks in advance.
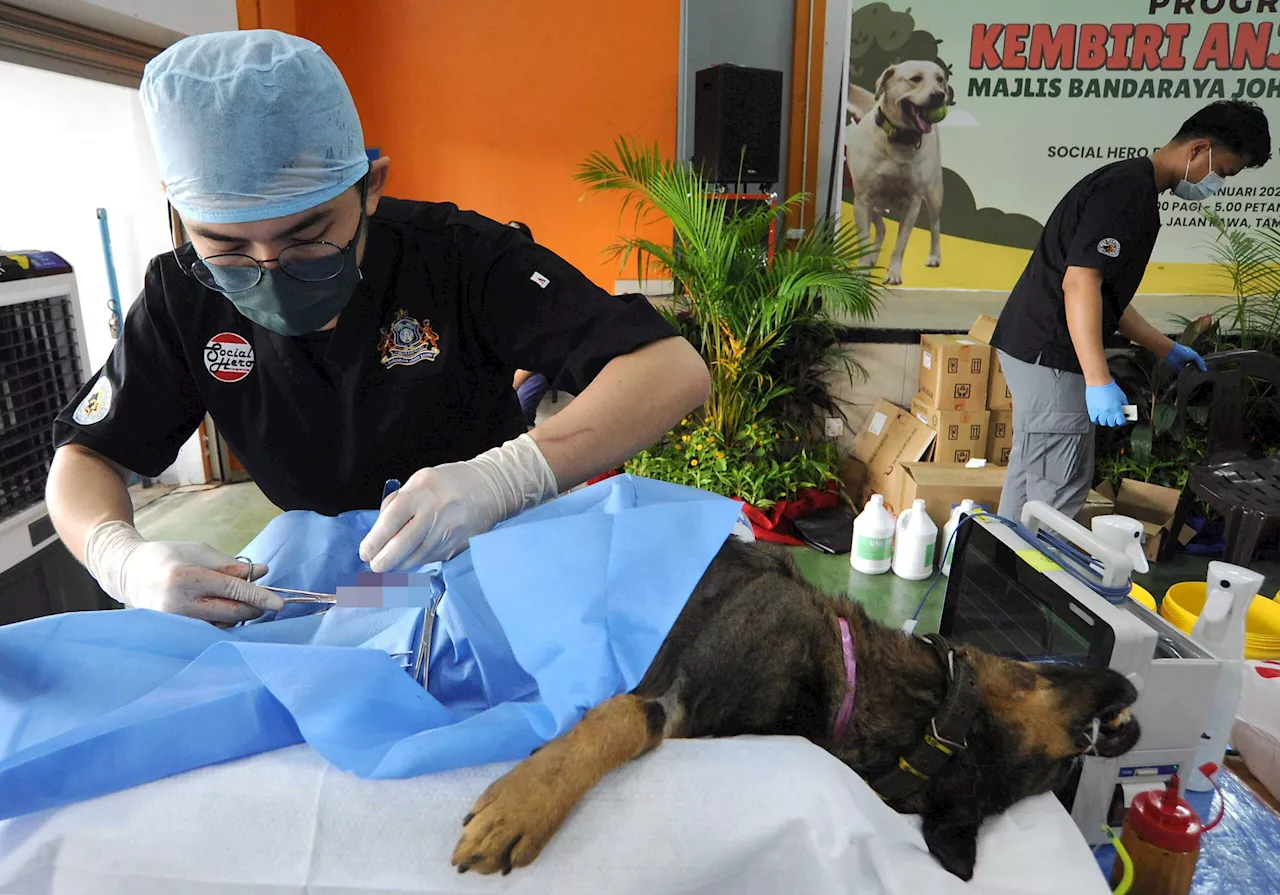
[204,332,255,382]
[1097,238,1121,258]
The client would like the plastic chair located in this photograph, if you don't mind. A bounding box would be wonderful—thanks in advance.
[1163,350,1280,564]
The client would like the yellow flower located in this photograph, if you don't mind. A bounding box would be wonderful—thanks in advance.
[680,418,688,426]
[682,435,690,442]
[716,452,725,459]
[690,458,699,467]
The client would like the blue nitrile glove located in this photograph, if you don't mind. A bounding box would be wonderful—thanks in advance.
[1086,381,1129,427]
[1164,342,1208,372]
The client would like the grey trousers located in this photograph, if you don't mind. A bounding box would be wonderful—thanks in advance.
[996,350,1095,523]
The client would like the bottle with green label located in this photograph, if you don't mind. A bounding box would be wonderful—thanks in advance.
[851,494,895,575]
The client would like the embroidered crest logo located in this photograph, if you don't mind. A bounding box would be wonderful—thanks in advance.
[378,309,441,368]
[73,376,113,425]
[1097,238,1121,258]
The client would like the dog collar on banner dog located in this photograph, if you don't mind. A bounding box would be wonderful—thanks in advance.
[833,616,858,741]
[870,634,981,803]
[874,109,925,148]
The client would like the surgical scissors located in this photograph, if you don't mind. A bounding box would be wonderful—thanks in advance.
[234,556,338,603]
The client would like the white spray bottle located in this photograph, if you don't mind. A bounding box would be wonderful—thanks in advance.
[1186,560,1262,791]
[893,498,938,581]
[941,499,977,576]
[851,494,895,575]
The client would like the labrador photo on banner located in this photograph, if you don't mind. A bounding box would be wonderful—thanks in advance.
[841,0,1280,294]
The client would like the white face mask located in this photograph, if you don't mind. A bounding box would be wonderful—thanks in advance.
[1173,147,1225,201]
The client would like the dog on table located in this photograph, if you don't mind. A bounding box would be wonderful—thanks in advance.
[452,537,1142,880]
[846,60,953,286]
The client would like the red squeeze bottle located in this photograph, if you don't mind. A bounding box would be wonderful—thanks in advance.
[1111,764,1224,895]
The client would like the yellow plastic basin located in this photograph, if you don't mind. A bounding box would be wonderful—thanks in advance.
[1129,583,1156,612]
[1160,581,1280,660]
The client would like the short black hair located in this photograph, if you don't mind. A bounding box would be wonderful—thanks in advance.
[1173,100,1271,168]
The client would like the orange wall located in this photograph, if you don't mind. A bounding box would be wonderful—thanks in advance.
[273,1,680,289]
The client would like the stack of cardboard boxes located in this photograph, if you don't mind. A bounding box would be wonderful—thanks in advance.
[841,315,1013,522]
[913,329,993,464]
[967,315,1014,464]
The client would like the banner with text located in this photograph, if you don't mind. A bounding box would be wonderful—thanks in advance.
[842,0,1280,294]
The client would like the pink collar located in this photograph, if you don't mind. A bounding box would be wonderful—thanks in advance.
[833,616,857,741]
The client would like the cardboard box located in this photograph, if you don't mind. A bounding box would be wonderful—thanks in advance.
[839,457,868,505]
[967,314,1012,411]
[1095,479,1194,562]
[910,394,990,464]
[898,462,1008,531]
[1075,488,1116,528]
[986,409,1014,466]
[863,408,936,513]
[851,399,903,464]
[918,334,991,411]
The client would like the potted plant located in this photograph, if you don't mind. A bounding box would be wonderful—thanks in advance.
[575,138,879,528]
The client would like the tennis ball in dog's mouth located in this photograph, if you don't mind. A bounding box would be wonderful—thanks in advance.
[924,105,948,124]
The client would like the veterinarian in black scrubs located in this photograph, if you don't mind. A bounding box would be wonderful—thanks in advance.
[990,101,1271,522]
[46,30,709,625]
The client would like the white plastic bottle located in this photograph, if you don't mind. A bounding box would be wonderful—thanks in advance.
[1186,560,1261,791]
[941,499,976,576]
[893,498,938,581]
[851,494,895,575]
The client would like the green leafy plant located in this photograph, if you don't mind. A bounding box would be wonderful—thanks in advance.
[626,418,839,510]
[575,138,879,506]
[1097,316,1212,491]
[1198,210,1280,354]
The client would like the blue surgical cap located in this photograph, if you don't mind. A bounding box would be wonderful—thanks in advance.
[140,30,370,224]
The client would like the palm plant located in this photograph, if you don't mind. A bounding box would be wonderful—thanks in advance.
[1201,209,1280,353]
[575,138,880,454]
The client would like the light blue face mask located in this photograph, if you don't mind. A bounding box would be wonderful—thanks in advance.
[1173,147,1225,202]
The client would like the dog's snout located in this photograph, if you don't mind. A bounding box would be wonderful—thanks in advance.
[927,91,947,108]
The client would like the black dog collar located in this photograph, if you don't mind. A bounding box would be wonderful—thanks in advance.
[870,634,981,803]
[874,109,924,148]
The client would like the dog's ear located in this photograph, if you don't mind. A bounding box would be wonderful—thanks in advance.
[946,83,955,105]
[922,806,982,881]
[875,67,895,99]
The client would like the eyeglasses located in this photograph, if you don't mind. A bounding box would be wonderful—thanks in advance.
[170,176,369,294]
[187,240,355,293]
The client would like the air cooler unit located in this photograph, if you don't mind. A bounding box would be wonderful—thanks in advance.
[0,250,111,624]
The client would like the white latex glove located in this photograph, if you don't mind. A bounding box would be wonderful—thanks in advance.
[359,433,559,572]
[84,520,284,624]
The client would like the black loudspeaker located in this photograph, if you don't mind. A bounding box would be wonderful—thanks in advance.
[693,64,784,184]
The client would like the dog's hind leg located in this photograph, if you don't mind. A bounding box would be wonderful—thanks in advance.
[452,694,667,875]
[924,179,943,268]
[884,196,923,285]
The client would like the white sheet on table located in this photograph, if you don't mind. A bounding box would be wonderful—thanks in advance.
[0,737,1108,895]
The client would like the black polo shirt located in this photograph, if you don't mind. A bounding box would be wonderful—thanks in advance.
[991,158,1161,373]
[54,197,677,515]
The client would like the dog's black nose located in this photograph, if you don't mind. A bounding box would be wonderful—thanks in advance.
[928,91,947,107]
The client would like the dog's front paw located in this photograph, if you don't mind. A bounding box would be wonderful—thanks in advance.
[883,268,904,286]
[452,758,569,875]
[926,254,941,268]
